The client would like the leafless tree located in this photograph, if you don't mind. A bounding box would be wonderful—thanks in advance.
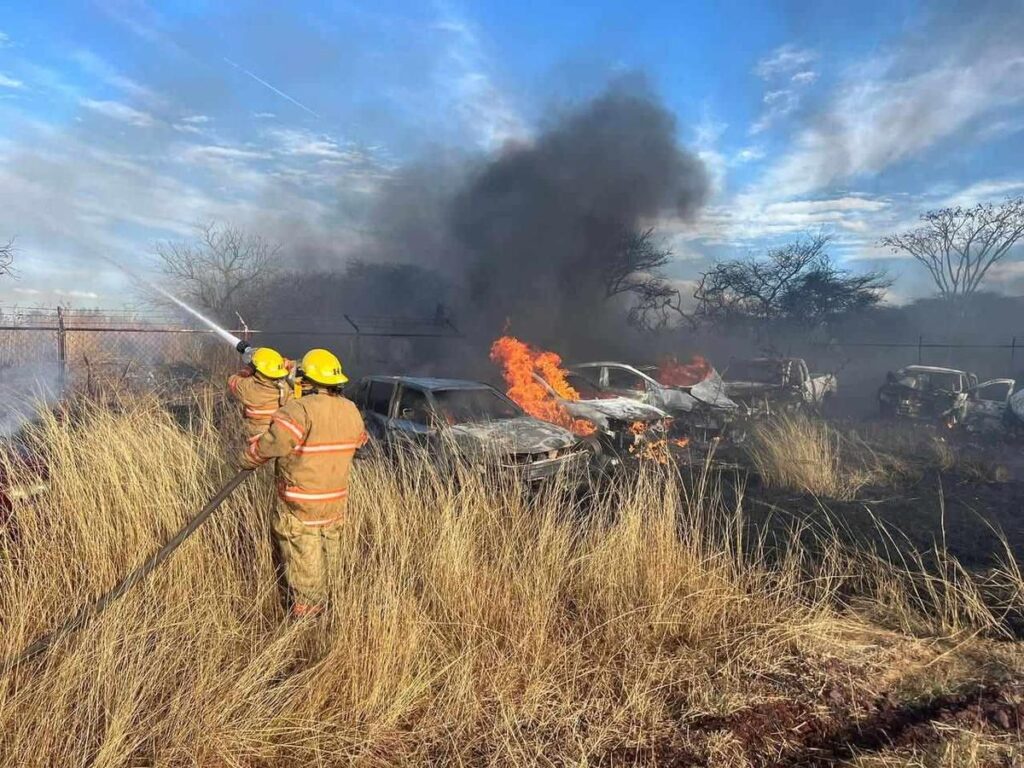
[153,222,282,321]
[695,233,888,327]
[0,238,14,278]
[603,228,692,331]
[880,197,1024,300]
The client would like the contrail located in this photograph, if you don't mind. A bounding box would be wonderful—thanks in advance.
[223,57,321,119]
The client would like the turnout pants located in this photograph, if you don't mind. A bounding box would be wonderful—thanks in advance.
[272,501,345,614]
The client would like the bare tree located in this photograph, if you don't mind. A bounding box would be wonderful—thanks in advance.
[0,238,14,278]
[153,222,282,321]
[881,197,1024,300]
[695,233,889,327]
[603,228,691,331]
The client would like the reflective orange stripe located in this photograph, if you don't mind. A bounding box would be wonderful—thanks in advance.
[273,415,306,441]
[247,441,267,465]
[293,441,362,455]
[278,486,348,503]
[245,406,277,419]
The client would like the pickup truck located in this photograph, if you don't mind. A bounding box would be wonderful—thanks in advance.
[878,365,1016,431]
[721,358,837,415]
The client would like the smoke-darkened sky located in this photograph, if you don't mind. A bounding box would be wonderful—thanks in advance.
[1,0,1023,307]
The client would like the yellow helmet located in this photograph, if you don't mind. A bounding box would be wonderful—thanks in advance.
[250,347,289,380]
[300,348,348,386]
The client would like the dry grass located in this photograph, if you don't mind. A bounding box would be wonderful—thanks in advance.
[0,394,1022,766]
[747,413,901,500]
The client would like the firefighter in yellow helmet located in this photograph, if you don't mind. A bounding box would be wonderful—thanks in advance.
[227,347,292,444]
[241,348,366,618]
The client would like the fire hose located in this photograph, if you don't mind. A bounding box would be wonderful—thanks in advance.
[1,469,252,676]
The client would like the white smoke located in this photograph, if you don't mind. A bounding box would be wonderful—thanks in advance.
[0,362,64,438]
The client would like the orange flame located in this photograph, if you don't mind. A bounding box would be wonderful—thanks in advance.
[657,355,713,387]
[490,336,596,435]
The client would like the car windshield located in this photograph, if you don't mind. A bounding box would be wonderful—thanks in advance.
[897,370,961,391]
[432,388,522,425]
[564,373,607,400]
[725,360,784,384]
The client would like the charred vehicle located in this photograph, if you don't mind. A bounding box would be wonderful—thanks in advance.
[531,372,672,462]
[878,365,1017,431]
[347,376,591,483]
[721,358,836,416]
[568,362,739,439]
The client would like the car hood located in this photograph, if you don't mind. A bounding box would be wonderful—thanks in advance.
[563,397,666,428]
[687,377,740,410]
[448,417,578,455]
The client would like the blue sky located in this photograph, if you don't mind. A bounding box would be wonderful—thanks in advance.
[1,0,1023,307]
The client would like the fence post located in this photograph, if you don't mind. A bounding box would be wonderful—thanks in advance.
[1012,336,1017,368]
[56,306,67,383]
[916,335,923,364]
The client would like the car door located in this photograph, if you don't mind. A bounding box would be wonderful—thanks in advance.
[363,379,397,443]
[965,378,1015,431]
[389,385,436,449]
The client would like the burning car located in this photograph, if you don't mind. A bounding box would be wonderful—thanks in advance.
[568,361,739,439]
[346,375,592,483]
[530,371,672,463]
[721,357,836,416]
[878,365,1017,431]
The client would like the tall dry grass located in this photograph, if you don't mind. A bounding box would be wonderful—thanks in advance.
[746,413,900,500]
[0,394,1020,765]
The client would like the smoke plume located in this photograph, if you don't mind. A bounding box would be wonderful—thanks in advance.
[363,80,709,360]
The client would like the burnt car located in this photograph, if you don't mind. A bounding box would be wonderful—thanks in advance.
[531,371,671,464]
[721,358,837,416]
[878,365,1016,430]
[347,376,591,483]
[569,362,739,439]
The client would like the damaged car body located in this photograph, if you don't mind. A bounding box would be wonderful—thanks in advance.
[568,362,739,439]
[531,372,672,463]
[878,365,1019,432]
[721,358,837,417]
[347,376,592,483]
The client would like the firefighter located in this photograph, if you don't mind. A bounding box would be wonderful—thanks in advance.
[241,348,366,618]
[227,347,292,444]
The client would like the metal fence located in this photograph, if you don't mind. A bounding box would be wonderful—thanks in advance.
[0,306,461,391]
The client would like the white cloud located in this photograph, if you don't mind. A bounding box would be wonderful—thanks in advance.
[79,98,155,127]
[0,73,25,90]
[751,47,1024,200]
[940,178,1024,208]
[0,31,9,48]
[433,11,527,149]
[692,111,728,195]
[749,45,818,135]
[179,143,270,164]
[172,115,213,134]
[754,45,817,79]
[735,146,765,163]
[71,50,161,106]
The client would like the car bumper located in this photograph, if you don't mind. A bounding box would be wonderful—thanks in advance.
[503,450,591,483]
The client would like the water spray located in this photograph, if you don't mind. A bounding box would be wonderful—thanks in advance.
[100,255,250,354]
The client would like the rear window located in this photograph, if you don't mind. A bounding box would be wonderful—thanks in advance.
[367,380,395,416]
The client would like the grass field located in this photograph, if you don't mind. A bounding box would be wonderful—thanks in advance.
[1,393,1022,766]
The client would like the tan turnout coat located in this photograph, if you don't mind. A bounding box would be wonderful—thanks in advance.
[228,370,292,442]
[243,390,366,526]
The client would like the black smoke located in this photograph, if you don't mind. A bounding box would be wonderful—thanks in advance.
[274,81,709,375]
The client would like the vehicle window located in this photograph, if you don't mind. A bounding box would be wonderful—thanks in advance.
[345,380,367,407]
[433,388,522,425]
[606,368,647,391]
[725,360,784,384]
[396,387,431,424]
[366,380,395,416]
[571,367,603,388]
[564,373,605,400]
[974,381,1013,402]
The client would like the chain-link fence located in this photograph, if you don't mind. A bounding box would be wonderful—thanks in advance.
[0,307,462,396]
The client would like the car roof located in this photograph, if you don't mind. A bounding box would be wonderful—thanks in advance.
[571,361,643,369]
[897,365,966,375]
[360,375,495,391]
